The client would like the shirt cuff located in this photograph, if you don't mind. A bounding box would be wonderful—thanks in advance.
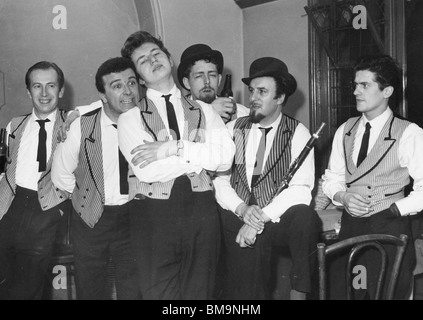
[262,207,280,223]
[326,186,346,207]
[229,199,245,215]
[395,199,416,217]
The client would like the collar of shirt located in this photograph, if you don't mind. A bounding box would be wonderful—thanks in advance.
[359,107,392,140]
[146,84,181,101]
[100,108,117,129]
[31,108,58,125]
[251,112,282,131]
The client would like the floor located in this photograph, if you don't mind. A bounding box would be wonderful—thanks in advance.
[43,260,423,300]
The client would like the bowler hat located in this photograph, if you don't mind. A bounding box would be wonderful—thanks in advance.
[242,57,297,97]
[177,44,224,90]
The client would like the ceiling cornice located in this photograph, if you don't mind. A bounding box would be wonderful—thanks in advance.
[234,0,277,9]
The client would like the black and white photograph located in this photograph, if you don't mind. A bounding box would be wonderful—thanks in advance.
[0,0,423,306]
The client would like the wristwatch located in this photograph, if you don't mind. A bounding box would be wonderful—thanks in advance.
[176,140,184,157]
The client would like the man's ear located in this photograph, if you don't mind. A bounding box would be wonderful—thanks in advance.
[59,87,65,99]
[139,78,146,86]
[383,86,394,98]
[99,92,107,104]
[183,77,191,91]
[26,89,32,100]
[217,74,222,88]
[276,94,286,105]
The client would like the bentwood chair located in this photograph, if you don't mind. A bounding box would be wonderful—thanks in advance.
[317,233,408,300]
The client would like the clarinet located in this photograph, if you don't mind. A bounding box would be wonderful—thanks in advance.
[270,122,326,200]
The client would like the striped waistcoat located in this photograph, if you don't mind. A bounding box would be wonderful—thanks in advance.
[343,114,411,215]
[230,115,299,208]
[71,108,106,228]
[0,110,69,220]
[128,96,213,200]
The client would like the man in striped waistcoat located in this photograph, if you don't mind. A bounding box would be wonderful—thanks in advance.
[51,57,140,300]
[0,61,69,299]
[213,57,321,300]
[323,54,423,299]
[118,31,235,300]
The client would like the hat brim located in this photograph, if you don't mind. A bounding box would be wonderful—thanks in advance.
[242,70,297,96]
[177,50,224,90]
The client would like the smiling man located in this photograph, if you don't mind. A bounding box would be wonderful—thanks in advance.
[323,54,423,299]
[0,61,69,299]
[213,57,321,300]
[51,57,140,300]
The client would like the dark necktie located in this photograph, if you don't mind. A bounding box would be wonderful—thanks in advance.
[357,122,371,167]
[112,124,129,195]
[36,119,50,172]
[251,127,272,188]
[162,94,180,140]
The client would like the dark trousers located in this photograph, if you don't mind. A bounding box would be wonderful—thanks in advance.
[0,186,63,300]
[330,208,415,300]
[72,203,140,300]
[219,204,321,300]
[129,176,221,300]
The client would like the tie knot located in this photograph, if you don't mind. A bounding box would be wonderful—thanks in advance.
[162,94,172,102]
[112,124,117,129]
[259,127,272,136]
[365,122,371,131]
[36,119,50,128]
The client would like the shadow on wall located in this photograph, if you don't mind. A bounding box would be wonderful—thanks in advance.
[285,89,306,119]
[61,80,74,111]
[0,0,156,127]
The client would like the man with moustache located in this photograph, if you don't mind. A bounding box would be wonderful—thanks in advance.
[177,44,249,123]
[118,31,235,300]
[323,54,423,299]
[213,57,321,300]
[52,57,140,300]
[0,61,69,299]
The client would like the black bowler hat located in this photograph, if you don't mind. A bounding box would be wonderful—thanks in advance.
[177,44,224,90]
[242,57,297,97]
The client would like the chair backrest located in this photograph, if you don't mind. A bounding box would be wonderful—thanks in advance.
[317,233,408,300]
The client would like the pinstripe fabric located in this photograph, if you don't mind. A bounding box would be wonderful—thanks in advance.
[0,110,69,220]
[127,96,212,200]
[71,108,105,228]
[230,115,299,208]
[343,114,411,215]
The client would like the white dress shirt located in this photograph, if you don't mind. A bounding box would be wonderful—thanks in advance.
[213,113,315,222]
[322,107,423,215]
[6,109,57,191]
[117,85,235,183]
[52,101,128,206]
